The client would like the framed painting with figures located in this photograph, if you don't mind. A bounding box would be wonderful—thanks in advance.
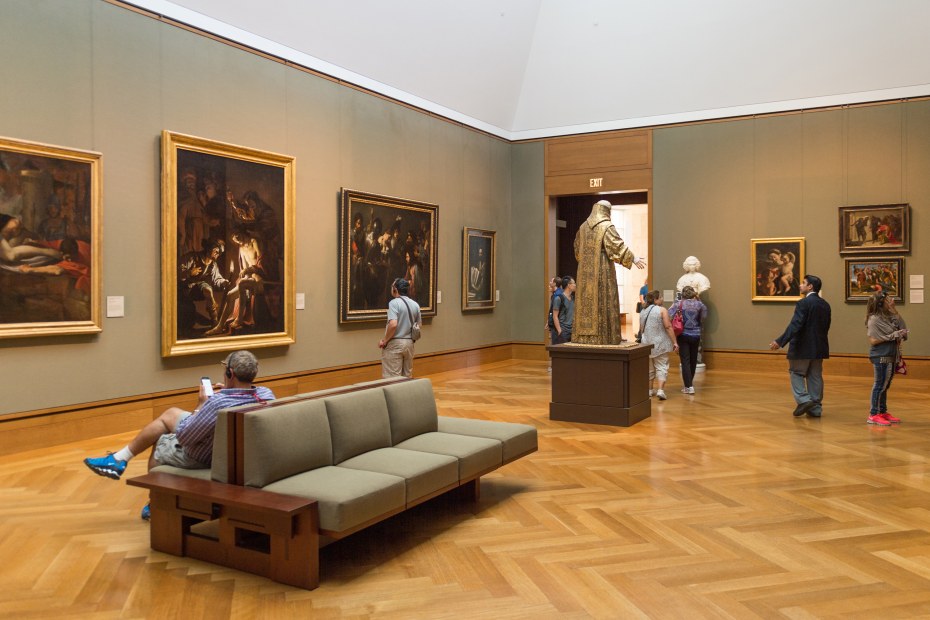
[339,188,437,323]
[0,135,101,338]
[751,237,805,302]
[161,131,295,357]
[845,257,903,303]
[462,227,495,311]
[838,204,909,255]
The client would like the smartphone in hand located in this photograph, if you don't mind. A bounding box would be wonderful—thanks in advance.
[201,376,214,397]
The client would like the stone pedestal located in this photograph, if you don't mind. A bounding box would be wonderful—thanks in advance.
[547,342,653,427]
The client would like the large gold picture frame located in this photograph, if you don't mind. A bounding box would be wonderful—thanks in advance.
[0,135,102,338]
[462,227,495,311]
[339,188,438,324]
[750,237,805,302]
[161,131,295,357]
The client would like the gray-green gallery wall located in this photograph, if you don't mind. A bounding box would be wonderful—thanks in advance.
[2,1,924,418]
[0,0,545,415]
[652,103,928,356]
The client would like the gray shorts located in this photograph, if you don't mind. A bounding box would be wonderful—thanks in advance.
[153,413,208,469]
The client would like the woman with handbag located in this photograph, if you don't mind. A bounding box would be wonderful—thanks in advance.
[865,290,908,426]
[638,290,678,400]
[668,286,708,395]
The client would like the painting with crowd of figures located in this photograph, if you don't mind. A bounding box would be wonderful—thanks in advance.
[161,131,294,357]
[339,188,437,323]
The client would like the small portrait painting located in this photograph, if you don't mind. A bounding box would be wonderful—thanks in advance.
[463,228,495,311]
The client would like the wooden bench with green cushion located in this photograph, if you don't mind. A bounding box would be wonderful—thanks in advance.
[128,377,537,589]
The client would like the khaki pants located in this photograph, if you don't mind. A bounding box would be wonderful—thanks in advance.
[382,338,415,378]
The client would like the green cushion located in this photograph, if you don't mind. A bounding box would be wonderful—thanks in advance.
[324,389,392,464]
[243,399,333,487]
[394,432,502,480]
[262,466,405,532]
[338,448,458,504]
[437,417,537,462]
[383,378,439,445]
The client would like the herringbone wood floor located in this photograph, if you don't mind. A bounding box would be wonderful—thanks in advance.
[3,360,930,619]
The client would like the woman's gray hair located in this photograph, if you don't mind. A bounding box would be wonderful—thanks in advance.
[681,286,697,299]
[223,350,259,382]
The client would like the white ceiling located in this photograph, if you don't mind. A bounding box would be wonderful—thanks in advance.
[132,0,930,140]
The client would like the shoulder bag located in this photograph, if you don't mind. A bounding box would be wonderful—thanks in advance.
[399,297,421,341]
[895,342,907,375]
[671,303,684,337]
[636,306,655,343]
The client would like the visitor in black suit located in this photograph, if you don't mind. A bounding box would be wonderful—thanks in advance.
[769,274,831,418]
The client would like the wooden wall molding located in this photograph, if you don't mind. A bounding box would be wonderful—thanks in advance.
[0,342,539,457]
[704,349,930,380]
[6,343,921,456]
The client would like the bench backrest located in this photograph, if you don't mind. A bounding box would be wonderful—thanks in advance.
[219,377,439,488]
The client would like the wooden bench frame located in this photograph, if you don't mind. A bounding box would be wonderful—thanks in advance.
[127,378,536,589]
[128,472,320,590]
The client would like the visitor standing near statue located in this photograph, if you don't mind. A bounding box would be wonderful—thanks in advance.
[668,286,708,394]
[572,199,646,345]
[674,255,711,370]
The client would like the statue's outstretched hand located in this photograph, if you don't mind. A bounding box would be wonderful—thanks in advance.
[633,258,647,270]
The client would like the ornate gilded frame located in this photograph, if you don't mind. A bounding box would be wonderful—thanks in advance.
[462,227,495,311]
[750,237,805,302]
[161,131,295,357]
[0,135,102,338]
[339,188,438,323]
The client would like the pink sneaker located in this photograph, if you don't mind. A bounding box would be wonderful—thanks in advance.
[880,412,901,424]
[868,414,891,426]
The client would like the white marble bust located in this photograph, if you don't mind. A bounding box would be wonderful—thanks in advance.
[676,256,711,295]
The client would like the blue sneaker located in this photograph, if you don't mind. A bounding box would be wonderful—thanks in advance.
[83,453,127,480]
[140,503,151,521]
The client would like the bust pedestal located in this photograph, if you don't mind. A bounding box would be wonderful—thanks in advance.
[547,343,653,427]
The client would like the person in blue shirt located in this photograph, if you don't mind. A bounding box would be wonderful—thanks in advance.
[551,276,576,344]
[637,281,649,313]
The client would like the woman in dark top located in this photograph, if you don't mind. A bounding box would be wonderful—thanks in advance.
[865,290,908,426]
[668,286,708,394]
